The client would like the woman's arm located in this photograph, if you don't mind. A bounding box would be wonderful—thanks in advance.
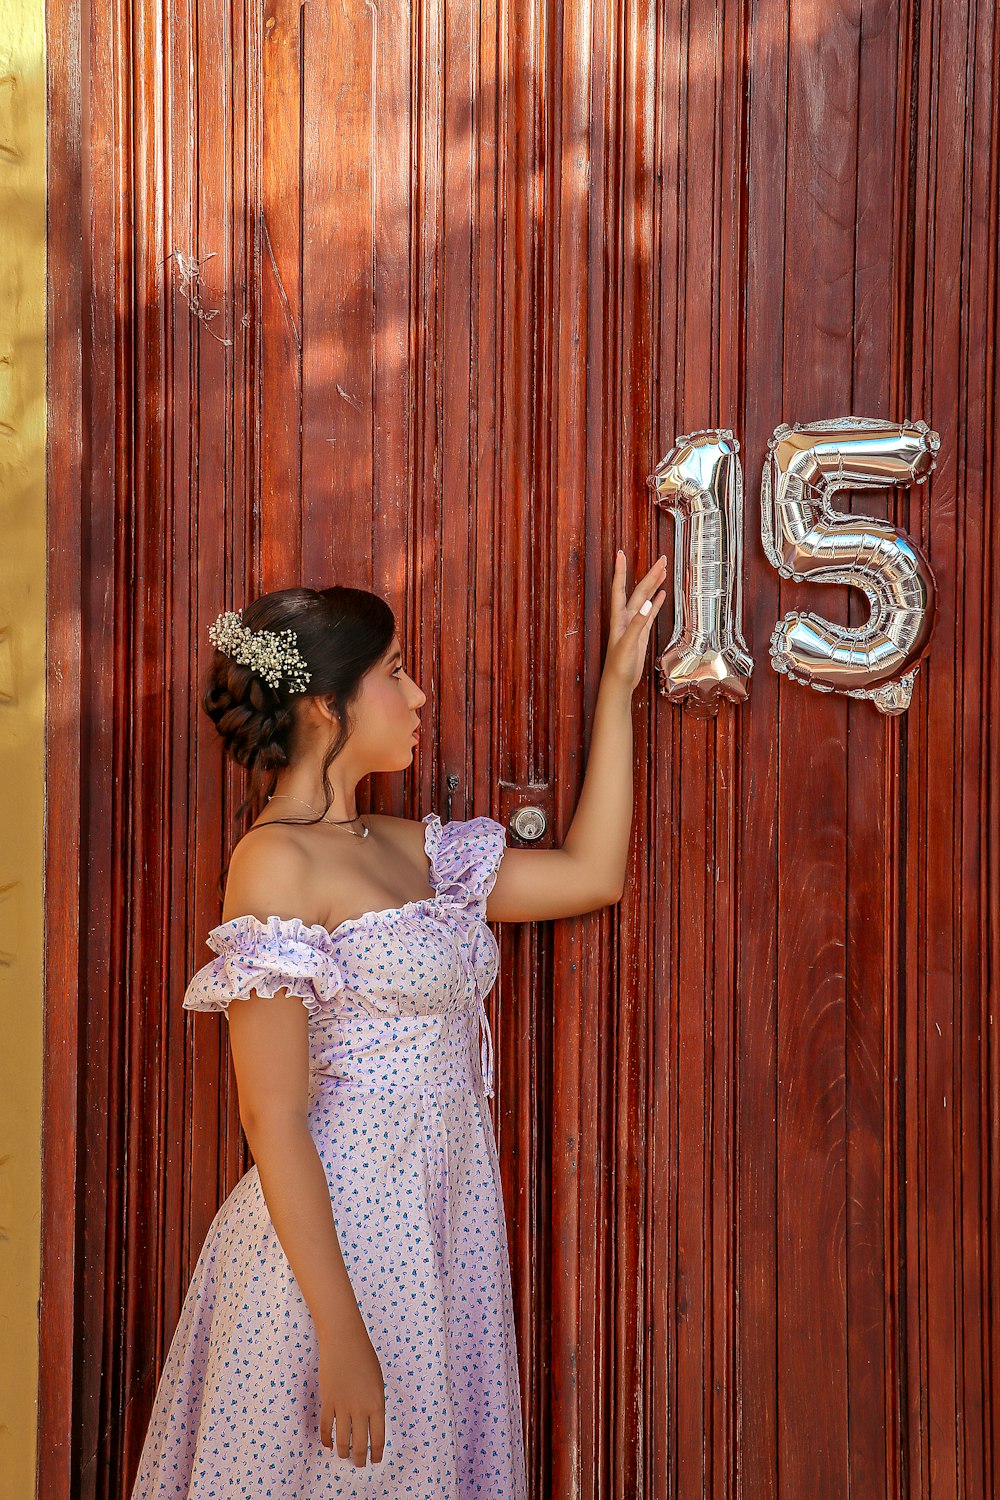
[222,839,386,1461]
[221,837,366,1339]
[239,1065,386,1463]
[227,998,357,1345]
[485,550,667,924]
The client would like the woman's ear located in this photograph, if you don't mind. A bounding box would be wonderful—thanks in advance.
[306,694,339,727]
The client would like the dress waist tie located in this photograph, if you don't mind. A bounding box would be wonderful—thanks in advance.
[477,993,495,1100]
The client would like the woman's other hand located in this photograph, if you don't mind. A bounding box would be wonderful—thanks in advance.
[319,1316,386,1466]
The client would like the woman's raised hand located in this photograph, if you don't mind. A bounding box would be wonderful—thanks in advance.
[601,550,668,695]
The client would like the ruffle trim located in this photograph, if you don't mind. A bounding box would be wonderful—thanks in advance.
[182,913,347,1018]
[422,812,507,917]
[181,815,506,1019]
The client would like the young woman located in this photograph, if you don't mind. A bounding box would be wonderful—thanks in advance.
[129,552,667,1498]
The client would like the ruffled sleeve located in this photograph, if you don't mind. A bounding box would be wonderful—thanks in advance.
[181,914,347,1020]
[422,812,507,920]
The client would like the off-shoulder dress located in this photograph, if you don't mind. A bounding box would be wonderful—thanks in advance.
[129,812,528,1500]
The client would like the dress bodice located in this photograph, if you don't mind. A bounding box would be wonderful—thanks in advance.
[182,812,507,1098]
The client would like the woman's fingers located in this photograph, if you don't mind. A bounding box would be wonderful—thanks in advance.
[368,1409,386,1463]
[612,551,628,611]
[617,552,665,603]
[326,1404,380,1464]
[633,555,668,610]
[636,588,668,632]
[350,1411,369,1466]
[334,1410,382,1468]
[334,1408,353,1459]
[618,552,667,616]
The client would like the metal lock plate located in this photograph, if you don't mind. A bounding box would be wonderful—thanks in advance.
[510,805,547,842]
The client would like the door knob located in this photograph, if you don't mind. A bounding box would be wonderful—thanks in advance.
[510,805,548,842]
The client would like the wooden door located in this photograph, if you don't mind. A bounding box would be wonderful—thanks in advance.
[41,0,998,1496]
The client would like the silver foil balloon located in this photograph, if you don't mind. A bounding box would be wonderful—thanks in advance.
[647,428,754,717]
[761,416,939,714]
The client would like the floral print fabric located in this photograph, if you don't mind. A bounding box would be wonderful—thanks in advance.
[129,813,527,1500]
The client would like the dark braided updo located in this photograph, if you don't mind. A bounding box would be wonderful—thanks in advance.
[202,664,299,778]
[202,585,397,896]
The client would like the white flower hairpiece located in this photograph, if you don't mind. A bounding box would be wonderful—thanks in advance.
[207,609,312,693]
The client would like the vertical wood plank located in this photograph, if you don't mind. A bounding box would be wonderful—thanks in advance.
[847,2,908,1495]
[259,0,304,575]
[301,0,374,572]
[775,2,858,1492]
[739,0,785,1491]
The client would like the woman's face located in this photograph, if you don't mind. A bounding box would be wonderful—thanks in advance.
[350,634,427,769]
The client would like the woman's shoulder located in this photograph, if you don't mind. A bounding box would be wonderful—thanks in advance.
[223,811,428,927]
[222,825,318,926]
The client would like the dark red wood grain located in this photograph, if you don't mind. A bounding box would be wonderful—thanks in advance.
[39,0,998,1496]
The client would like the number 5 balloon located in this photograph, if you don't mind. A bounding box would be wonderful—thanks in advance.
[761,416,939,715]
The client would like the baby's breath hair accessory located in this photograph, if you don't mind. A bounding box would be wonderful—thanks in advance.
[207,609,312,693]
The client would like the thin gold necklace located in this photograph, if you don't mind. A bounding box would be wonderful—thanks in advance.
[267,793,370,837]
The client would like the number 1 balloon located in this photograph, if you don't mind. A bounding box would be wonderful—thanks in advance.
[647,428,754,718]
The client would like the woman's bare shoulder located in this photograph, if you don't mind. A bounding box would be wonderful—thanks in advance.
[221,825,317,925]
[230,818,311,863]
[365,810,427,844]
[220,813,428,927]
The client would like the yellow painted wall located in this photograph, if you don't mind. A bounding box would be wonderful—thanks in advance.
[0,0,46,1495]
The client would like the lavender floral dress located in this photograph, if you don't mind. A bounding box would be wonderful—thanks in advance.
[130,812,528,1500]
